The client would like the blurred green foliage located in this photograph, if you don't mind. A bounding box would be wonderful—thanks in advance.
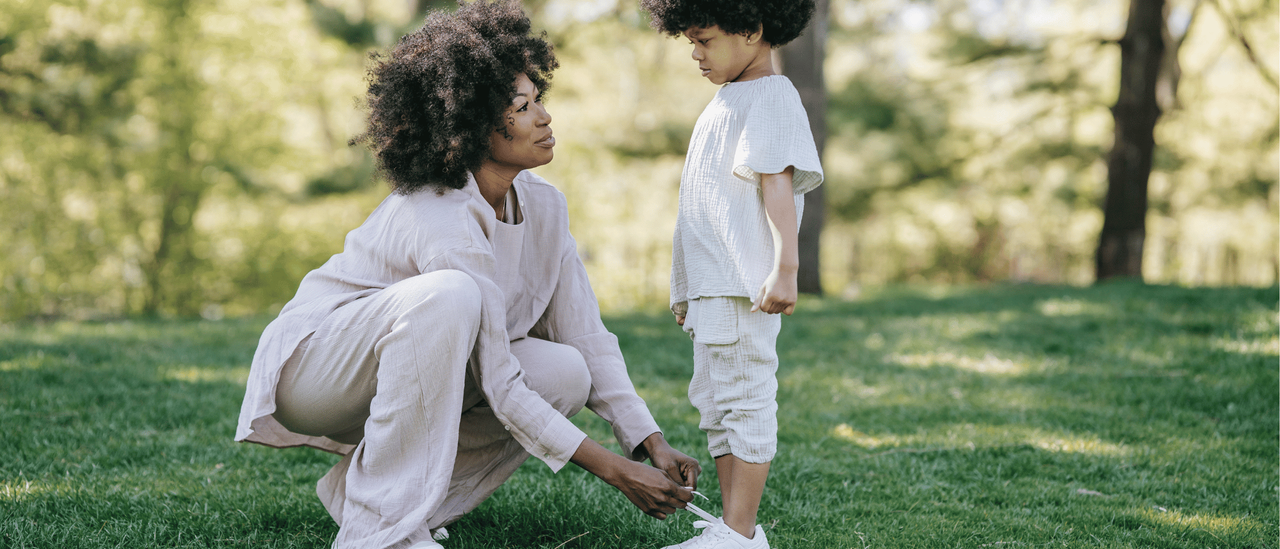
[0,0,1276,320]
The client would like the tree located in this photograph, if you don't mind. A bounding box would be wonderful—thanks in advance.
[779,0,830,294]
[0,0,368,319]
[1096,0,1168,280]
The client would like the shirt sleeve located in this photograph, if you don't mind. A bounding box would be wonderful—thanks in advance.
[532,232,663,461]
[731,78,824,195]
[424,246,588,472]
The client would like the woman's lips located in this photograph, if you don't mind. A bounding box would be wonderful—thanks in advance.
[535,135,555,147]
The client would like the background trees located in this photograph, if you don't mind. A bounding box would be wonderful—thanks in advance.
[0,0,1274,320]
[779,0,830,295]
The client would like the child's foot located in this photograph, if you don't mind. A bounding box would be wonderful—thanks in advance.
[662,493,769,549]
[661,523,768,549]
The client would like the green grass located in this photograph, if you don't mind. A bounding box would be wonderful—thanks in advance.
[1,282,1276,548]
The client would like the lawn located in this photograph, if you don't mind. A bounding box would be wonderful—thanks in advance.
[1,282,1276,548]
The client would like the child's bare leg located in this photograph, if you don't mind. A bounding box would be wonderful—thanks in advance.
[715,454,770,539]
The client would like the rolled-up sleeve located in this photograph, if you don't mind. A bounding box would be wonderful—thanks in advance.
[533,234,663,461]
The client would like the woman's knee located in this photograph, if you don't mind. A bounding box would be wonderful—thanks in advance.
[511,338,591,417]
[396,270,482,329]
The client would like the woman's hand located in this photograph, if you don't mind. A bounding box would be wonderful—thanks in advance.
[637,432,701,489]
[570,437,694,520]
[612,460,695,520]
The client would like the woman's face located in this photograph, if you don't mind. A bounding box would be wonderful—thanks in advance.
[488,73,554,171]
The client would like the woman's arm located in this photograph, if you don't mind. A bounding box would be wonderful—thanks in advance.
[754,165,799,315]
[530,197,702,489]
[570,436,694,519]
[532,232,666,457]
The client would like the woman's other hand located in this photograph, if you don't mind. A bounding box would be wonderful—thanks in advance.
[638,432,701,489]
[613,461,694,520]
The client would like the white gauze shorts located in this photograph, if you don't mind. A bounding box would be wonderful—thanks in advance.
[683,296,781,463]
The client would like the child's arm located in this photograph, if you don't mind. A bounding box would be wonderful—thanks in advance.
[753,165,799,315]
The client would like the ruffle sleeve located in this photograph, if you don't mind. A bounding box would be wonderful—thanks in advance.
[731,77,824,194]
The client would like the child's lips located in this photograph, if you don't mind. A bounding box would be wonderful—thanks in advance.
[700,67,711,77]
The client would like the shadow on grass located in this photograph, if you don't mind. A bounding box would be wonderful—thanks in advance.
[1,283,1276,548]
[592,282,1278,548]
[0,318,341,548]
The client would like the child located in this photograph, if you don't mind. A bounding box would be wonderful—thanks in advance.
[641,1,823,548]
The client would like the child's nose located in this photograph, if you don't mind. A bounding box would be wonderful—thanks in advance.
[691,47,703,61]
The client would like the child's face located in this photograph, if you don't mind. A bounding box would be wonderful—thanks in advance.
[682,25,764,85]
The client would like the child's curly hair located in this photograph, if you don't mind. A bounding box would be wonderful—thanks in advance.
[640,0,816,47]
[351,0,558,194]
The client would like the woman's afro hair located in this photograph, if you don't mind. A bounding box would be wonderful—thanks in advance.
[640,0,816,47]
[351,0,557,194]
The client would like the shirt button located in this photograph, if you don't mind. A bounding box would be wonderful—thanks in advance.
[504,426,510,431]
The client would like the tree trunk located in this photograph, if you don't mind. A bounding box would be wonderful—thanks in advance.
[142,0,204,316]
[1096,0,1166,281]
[779,0,829,295]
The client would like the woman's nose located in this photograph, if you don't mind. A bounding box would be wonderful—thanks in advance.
[537,102,552,125]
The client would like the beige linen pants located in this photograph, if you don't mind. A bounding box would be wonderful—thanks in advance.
[683,296,781,464]
[272,270,590,549]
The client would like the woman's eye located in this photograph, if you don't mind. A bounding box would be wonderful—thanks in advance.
[516,103,528,112]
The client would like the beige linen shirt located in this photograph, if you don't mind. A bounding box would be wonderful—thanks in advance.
[670,75,824,313]
[236,170,661,472]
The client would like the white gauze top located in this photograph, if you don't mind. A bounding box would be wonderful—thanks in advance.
[670,75,824,309]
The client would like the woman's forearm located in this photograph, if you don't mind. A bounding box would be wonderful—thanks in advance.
[570,437,626,485]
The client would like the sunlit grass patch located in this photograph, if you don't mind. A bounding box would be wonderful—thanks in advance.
[830,422,1132,457]
[160,365,250,385]
[886,350,1030,375]
[1211,335,1280,356]
[0,479,58,502]
[0,353,50,371]
[1035,296,1111,317]
[1141,507,1254,533]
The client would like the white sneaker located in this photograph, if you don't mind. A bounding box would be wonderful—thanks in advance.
[431,527,449,541]
[666,524,768,549]
[661,493,769,549]
[407,540,442,549]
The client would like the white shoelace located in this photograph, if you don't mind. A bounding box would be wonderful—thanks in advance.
[677,491,734,548]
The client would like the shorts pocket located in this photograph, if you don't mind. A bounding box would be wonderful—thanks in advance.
[691,298,740,345]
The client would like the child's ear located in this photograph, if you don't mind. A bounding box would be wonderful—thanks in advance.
[746,24,764,45]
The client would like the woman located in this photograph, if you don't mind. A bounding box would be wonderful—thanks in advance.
[234,3,700,548]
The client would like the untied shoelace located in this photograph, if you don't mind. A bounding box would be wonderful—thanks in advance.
[681,491,733,545]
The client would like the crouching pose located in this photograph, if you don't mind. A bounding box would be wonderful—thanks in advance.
[235,3,699,547]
